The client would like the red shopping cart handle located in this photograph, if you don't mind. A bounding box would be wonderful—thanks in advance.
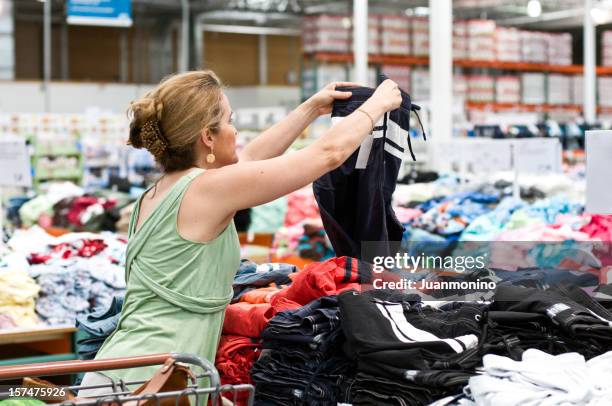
[0,353,176,380]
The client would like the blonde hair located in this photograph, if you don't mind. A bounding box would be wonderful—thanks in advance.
[128,70,224,172]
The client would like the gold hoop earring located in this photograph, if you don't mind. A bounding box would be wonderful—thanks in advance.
[206,146,216,164]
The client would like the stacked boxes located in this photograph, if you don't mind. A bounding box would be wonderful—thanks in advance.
[381,65,411,92]
[521,31,548,63]
[598,78,612,108]
[547,33,573,65]
[368,16,380,55]
[453,21,468,60]
[572,75,584,105]
[468,75,495,102]
[411,68,430,101]
[302,15,350,53]
[521,73,547,104]
[380,15,411,55]
[495,27,521,62]
[454,74,469,99]
[603,31,612,67]
[495,76,521,104]
[302,15,573,66]
[412,17,429,57]
[547,74,572,105]
[467,20,496,61]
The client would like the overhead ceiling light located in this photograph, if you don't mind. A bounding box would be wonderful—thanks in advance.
[414,7,429,17]
[404,8,414,16]
[591,6,612,25]
[341,17,351,29]
[527,0,542,18]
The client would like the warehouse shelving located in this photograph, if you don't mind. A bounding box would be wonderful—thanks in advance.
[305,52,612,76]
[465,101,582,112]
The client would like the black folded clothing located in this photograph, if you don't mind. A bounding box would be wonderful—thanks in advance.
[349,372,457,406]
[253,295,354,405]
[339,290,482,370]
[479,284,612,360]
[262,296,340,349]
[491,284,612,344]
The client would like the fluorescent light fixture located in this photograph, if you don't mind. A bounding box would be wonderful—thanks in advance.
[527,0,542,18]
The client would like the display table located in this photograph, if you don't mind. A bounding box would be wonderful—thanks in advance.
[0,325,77,366]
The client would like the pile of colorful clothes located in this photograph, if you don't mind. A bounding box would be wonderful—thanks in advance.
[218,257,369,404]
[6,182,134,233]
[0,253,40,329]
[3,227,127,327]
[214,254,612,406]
[254,187,334,261]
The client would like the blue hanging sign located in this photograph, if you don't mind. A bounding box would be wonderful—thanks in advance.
[67,0,132,27]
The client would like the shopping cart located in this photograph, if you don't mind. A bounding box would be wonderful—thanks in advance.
[0,352,254,406]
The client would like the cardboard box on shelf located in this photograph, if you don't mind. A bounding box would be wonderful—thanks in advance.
[495,76,521,104]
[411,68,430,101]
[302,15,350,53]
[603,31,612,67]
[380,15,411,55]
[598,77,612,107]
[521,73,546,104]
[547,74,572,105]
[572,75,584,105]
[412,17,429,57]
[368,15,381,55]
[495,27,521,62]
[468,75,495,103]
[521,31,548,63]
[454,74,469,99]
[547,33,573,66]
[467,20,496,61]
[453,21,468,60]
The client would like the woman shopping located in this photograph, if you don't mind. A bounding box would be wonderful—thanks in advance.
[79,70,402,394]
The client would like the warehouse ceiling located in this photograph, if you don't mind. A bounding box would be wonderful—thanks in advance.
[13,0,612,30]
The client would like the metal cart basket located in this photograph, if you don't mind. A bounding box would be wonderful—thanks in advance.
[0,352,254,406]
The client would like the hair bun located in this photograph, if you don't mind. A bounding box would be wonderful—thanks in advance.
[140,119,168,160]
[128,96,167,160]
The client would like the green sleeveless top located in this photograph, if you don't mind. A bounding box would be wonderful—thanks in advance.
[95,168,240,384]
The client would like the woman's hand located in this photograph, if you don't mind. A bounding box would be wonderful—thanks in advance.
[305,82,360,116]
[358,79,403,119]
[370,79,402,112]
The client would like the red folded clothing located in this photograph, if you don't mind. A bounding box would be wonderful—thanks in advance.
[271,257,371,305]
[581,214,612,242]
[215,335,261,406]
[223,296,300,337]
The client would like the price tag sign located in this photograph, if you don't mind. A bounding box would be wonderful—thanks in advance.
[586,131,612,214]
[0,136,32,187]
[513,138,562,174]
[433,139,513,173]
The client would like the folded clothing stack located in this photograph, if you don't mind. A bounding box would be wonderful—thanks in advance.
[460,349,612,406]
[252,296,354,405]
[484,284,612,359]
[339,290,481,405]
